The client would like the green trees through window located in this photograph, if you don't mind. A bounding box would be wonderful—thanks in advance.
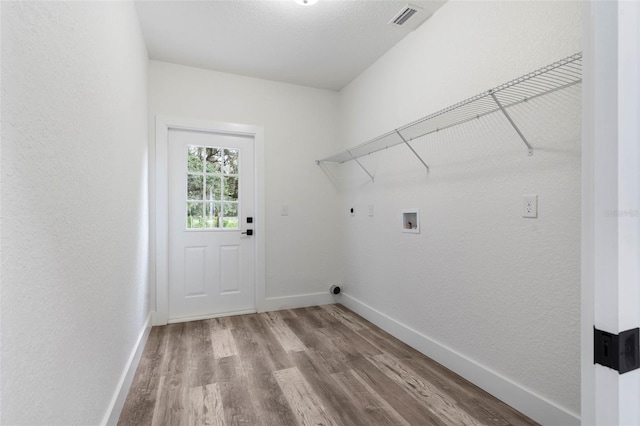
[186,145,239,229]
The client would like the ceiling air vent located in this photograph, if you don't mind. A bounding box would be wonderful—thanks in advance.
[388,4,421,27]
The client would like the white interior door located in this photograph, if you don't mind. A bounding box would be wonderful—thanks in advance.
[168,128,255,322]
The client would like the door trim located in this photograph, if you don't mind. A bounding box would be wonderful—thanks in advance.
[154,115,265,325]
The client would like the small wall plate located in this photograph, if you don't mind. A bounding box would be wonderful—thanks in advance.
[402,209,420,234]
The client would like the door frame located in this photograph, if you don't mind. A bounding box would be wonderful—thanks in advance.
[154,115,265,325]
[582,1,640,424]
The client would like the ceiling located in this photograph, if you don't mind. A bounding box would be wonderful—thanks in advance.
[134,0,445,91]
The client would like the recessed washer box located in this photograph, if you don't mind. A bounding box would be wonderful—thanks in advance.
[402,209,420,234]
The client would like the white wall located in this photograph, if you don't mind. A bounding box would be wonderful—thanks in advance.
[148,61,342,311]
[0,2,3,422]
[337,1,581,424]
[1,2,149,424]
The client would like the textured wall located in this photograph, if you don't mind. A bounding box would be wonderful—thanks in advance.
[1,2,149,424]
[148,61,343,303]
[337,0,581,418]
[0,2,3,422]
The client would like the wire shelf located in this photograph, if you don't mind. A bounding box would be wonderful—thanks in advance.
[316,52,583,181]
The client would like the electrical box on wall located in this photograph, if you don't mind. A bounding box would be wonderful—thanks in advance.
[402,209,420,234]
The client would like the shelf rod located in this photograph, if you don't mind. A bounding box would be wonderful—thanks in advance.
[395,130,430,174]
[489,92,533,156]
[348,150,375,182]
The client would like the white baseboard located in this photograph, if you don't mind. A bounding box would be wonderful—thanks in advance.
[168,309,257,324]
[102,314,153,426]
[259,292,337,312]
[150,292,337,326]
[340,293,580,426]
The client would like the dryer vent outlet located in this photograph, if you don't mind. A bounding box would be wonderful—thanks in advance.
[329,285,341,295]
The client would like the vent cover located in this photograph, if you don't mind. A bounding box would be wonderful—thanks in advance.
[388,4,421,27]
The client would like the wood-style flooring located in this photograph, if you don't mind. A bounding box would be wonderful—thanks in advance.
[118,304,537,426]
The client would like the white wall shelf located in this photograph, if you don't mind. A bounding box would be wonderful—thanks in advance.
[316,52,583,182]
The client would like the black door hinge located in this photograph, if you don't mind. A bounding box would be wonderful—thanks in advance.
[594,327,640,374]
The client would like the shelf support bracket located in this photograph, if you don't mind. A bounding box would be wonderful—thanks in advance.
[490,92,534,156]
[348,150,374,183]
[396,130,430,173]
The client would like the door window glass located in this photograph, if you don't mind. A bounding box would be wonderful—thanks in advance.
[186,145,239,230]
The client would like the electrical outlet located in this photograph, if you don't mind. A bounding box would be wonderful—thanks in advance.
[368,204,374,217]
[523,195,537,218]
[280,205,289,216]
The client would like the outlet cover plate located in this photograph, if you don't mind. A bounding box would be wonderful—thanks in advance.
[523,195,538,218]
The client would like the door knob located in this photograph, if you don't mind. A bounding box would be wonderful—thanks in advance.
[242,229,254,236]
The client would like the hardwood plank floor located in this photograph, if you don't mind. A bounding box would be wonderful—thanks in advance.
[118,305,538,426]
